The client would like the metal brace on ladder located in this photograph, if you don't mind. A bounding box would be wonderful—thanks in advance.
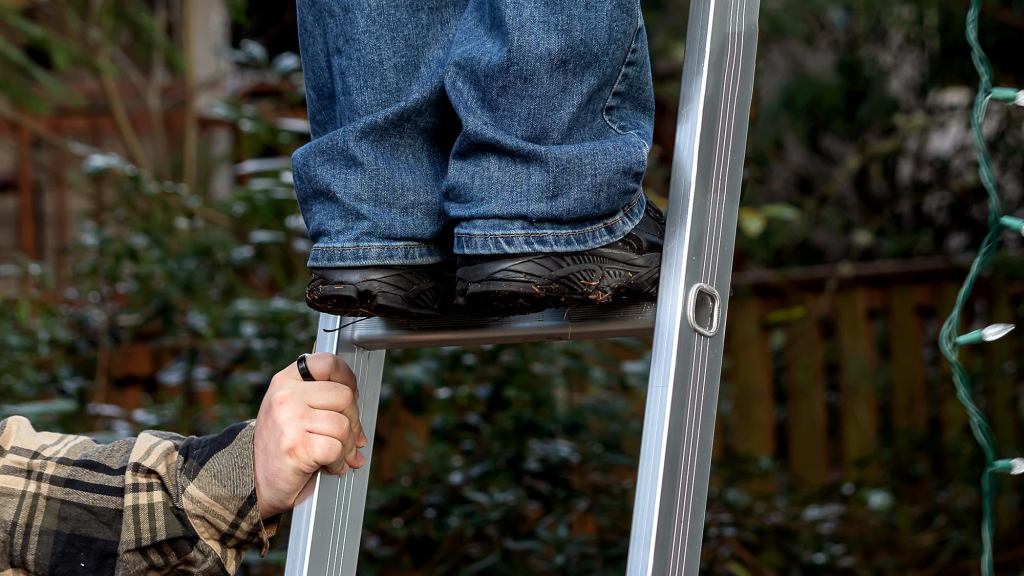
[285,0,760,573]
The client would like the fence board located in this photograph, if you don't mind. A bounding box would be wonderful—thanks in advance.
[889,286,928,435]
[785,297,829,487]
[987,279,1019,534]
[726,296,775,459]
[837,288,879,477]
[988,279,1018,449]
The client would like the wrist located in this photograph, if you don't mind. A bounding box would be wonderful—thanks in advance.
[255,472,282,520]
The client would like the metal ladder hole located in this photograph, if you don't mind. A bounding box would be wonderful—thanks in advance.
[687,283,721,337]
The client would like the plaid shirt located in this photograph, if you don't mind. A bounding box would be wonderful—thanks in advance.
[0,416,276,575]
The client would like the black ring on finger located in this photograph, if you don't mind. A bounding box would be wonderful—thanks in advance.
[296,353,316,382]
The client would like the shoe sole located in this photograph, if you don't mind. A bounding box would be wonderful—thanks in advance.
[306,269,453,318]
[456,251,661,314]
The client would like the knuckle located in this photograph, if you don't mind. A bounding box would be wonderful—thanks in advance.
[276,406,298,425]
[270,389,293,410]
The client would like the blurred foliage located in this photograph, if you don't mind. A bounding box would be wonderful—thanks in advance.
[0,0,174,112]
[0,0,315,436]
[358,344,991,576]
[644,0,1024,268]
[1,0,1023,574]
[359,342,650,575]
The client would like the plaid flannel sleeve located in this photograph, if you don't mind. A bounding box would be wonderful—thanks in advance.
[0,416,277,575]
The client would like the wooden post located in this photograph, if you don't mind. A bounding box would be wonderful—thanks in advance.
[786,296,829,487]
[182,0,234,198]
[727,296,776,459]
[987,279,1018,452]
[836,288,879,478]
[889,286,928,435]
[987,278,1018,535]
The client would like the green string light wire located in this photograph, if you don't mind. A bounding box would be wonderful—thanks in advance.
[938,1,1022,575]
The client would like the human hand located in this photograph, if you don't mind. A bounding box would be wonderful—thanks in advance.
[253,352,368,519]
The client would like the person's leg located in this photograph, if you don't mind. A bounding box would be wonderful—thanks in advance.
[442,0,661,309]
[293,0,466,316]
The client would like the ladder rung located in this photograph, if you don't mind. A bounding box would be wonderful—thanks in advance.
[325,301,657,350]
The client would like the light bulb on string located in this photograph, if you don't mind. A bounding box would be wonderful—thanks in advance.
[1000,215,1024,236]
[955,323,1015,346]
[990,87,1024,107]
[991,458,1024,476]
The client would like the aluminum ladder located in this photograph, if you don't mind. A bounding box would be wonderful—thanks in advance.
[284,0,760,573]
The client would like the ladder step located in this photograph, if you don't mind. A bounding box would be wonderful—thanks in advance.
[324,301,657,350]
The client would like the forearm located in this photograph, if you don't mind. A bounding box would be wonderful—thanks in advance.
[0,416,275,575]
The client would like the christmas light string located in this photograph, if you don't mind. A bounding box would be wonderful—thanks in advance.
[938,2,1024,574]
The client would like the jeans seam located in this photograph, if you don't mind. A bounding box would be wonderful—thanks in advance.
[601,7,650,156]
[310,243,436,251]
[454,191,644,239]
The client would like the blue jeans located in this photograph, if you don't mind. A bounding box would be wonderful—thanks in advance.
[293,0,654,268]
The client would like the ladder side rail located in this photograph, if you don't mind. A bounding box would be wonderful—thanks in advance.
[626,0,760,574]
[284,313,387,576]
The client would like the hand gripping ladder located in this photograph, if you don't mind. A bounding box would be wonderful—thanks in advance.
[284,1,760,573]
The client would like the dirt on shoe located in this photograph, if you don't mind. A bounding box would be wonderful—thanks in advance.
[455,199,665,316]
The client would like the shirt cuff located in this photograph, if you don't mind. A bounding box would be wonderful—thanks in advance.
[178,420,277,571]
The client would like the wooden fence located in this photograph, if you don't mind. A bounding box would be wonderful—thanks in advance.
[353,257,1024,499]
[720,258,1023,490]
[347,255,1024,560]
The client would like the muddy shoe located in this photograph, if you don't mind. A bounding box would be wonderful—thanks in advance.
[456,199,665,315]
[305,264,455,318]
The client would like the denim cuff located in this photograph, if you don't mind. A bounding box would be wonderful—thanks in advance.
[453,192,646,255]
[307,242,448,267]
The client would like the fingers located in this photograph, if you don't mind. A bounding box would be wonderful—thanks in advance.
[304,382,365,444]
[267,352,368,476]
[277,353,366,445]
[305,409,366,468]
[305,434,348,476]
[254,353,371,517]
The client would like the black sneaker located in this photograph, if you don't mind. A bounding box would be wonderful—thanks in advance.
[455,199,665,315]
[305,264,455,318]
